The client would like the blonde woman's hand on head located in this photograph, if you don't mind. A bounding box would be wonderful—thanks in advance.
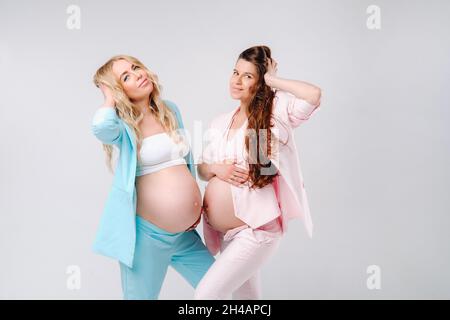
[98,83,116,107]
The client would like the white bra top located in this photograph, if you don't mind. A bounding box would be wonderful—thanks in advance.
[136,132,189,176]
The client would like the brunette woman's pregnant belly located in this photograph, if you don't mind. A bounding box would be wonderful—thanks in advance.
[135,165,202,233]
[203,176,247,233]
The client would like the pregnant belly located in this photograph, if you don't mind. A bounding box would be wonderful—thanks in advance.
[135,165,202,233]
[203,176,247,233]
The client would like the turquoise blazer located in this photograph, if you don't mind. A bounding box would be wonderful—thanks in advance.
[91,100,196,268]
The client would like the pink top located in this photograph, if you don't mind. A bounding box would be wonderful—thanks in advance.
[203,108,282,229]
[201,90,321,255]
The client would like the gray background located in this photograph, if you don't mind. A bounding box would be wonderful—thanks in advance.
[0,0,449,299]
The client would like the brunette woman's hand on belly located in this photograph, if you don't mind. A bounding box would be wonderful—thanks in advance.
[135,164,202,233]
[199,159,249,186]
[202,159,250,233]
[210,162,250,187]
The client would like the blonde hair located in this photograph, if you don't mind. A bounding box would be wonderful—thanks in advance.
[92,54,182,173]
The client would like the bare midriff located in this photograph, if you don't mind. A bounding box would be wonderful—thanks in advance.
[203,176,247,233]
[135,164,202,233]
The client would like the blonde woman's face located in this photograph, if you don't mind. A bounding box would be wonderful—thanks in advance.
[112,59,153,101]
[229,58,259,101]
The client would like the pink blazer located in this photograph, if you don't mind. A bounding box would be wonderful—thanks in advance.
[202,90,321,255]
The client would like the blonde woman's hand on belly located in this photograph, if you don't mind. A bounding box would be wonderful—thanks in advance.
[135,164,202,233]
[201,160,250,233]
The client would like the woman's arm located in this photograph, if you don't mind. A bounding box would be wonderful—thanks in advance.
[91,84,123,145]
[91,106,123,145]
[264,59,321,106]
[198,162,249,186]
[266,76,321,107]
[265,59,322,128]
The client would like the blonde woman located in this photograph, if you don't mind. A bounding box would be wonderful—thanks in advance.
[91,55,214,299]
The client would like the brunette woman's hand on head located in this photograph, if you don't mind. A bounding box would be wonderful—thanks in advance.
[264,58,278,87]
[98,83,116,107]
[211,159,249,187]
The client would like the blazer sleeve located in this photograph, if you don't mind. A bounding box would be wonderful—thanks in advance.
[91,106,123,145]
[273,90,321,129]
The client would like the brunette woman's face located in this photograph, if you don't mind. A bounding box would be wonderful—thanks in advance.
[229,58,259,102]
[112,59,153,101]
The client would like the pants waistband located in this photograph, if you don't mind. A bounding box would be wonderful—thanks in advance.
[136,214,183,236]
[223,218,282,242]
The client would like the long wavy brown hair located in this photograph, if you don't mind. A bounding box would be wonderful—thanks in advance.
[239,46,288,189]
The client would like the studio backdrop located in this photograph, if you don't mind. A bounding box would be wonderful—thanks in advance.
[0,0,449,299]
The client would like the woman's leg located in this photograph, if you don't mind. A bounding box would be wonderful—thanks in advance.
[119,215,179,300]
[232,271,261,299]
[232,217,283,299]
[194,226,281,300]
[170,230,216,288]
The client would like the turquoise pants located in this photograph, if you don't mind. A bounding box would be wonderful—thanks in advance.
[119,215,215,299]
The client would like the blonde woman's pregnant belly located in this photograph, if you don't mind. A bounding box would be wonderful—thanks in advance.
[203,176,247,233]
[135,165,202,233]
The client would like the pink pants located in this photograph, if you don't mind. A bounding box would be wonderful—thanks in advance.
[194,218,282,300]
